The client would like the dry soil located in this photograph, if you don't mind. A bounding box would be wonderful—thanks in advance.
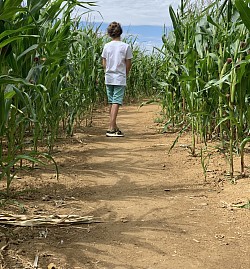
[0,104,250,269]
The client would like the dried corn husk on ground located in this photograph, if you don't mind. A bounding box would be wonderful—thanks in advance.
[0,214,101,227]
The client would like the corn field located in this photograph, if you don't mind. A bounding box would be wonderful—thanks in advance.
[0,0,159,196]
[0,0,95,196]
[158,0,250,180]
[1,0,250,197]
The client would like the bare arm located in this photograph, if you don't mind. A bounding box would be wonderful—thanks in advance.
[102,58,106,71]
[125,58,132,77]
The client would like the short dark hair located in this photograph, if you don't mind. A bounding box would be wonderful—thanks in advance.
[107,22,123,38]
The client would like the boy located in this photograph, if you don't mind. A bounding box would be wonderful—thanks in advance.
[102,21,133,137]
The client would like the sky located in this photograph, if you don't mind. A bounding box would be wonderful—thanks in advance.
[76,0,180,26]
[75,0,181,50]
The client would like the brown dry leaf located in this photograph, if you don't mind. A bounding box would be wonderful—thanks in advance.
[33,253,39,269]
[48,263,57,269]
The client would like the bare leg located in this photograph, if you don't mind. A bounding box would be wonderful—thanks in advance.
[109,103,119,130]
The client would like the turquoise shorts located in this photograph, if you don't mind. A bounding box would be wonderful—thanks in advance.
[106,85,125,105]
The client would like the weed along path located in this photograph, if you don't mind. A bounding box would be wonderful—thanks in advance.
[1,104,250,269]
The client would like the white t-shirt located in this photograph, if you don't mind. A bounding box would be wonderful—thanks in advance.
[102,41,133,86]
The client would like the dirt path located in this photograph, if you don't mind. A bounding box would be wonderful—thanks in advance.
[1,104,250,269]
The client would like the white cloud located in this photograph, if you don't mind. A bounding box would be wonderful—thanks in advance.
[76,0,180,26]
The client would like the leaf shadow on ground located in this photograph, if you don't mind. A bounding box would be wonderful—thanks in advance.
[1,175,210,268]
[0,106,214,268]
[1,184,206,269]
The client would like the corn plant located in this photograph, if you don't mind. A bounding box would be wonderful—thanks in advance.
[126,42,160,101]
[1,0,160,198]
[0,0,97,196]
[159,0,250,179]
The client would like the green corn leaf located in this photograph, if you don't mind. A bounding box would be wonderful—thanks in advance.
[0,26,35,41]
[0,0,3,11]
[169,123,191,153]
[28,0,49,14]
[0,7,27,20]
[139,99,158,108]
[4,0,23,8]
[4,155,46,170]
[204,73,231,89]
[240,137,250,151]
[44,0,65,21]
[235,0,250,32]
[0,75,33,86]
[0,35,39,49]
[218,0,230,18]
[169,5,183,42]
[179,75,196,82]
[4,89,16,99]
[17,44,39,61]
[195,29,203,58]
[216,116,239,130]
[40,152,59,180]
[207,15,220,28]
[0,89,5,136]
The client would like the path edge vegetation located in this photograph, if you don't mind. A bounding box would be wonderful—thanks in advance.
[156,0,250,183]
